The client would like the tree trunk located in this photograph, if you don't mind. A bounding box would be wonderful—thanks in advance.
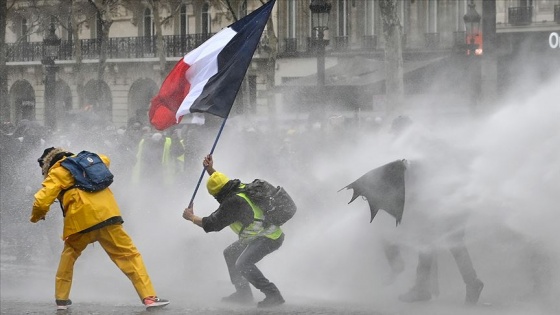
[96,6,112,110]
[0,0,8,122]
[379,0,404,117]
[72,0,84,108]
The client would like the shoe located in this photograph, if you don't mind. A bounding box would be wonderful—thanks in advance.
[221,290,254,305]
[143,296,170,309]
[465,279,484,305]
[56,299,72,310]
[398,287,431,303]
[257,293,285,308]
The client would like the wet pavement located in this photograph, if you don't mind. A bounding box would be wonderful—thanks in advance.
[0,257,379,315]
[0,260,480,315]
[3,295,555,315]
[3,266,556,315]
[2,240,559,315]
[0,299,382,315]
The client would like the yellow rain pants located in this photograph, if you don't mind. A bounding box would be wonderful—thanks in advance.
[55,224,156,302]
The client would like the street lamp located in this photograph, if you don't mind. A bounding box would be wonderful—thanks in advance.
[41,21,60,130]
[309,0,331,86]
[463,0,481,56]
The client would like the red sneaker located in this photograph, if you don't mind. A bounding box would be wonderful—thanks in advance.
[143,296,170,309]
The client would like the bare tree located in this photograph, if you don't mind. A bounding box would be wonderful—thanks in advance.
[6,1,49,46]
[34,1,94,109]
[1,0,65,122]
[67,0,96,108]
[86,0,118,110]
[142,0,183,80]
[379,0,404,116]
[150,0,166,80]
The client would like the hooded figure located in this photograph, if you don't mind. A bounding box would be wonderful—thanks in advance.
[30,147,169,311]
[183,154,286,308]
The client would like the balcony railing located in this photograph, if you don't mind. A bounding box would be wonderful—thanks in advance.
[555,5,560,23]
[6,33,216,62]
[508,6,533,26]
[6,41,43,62]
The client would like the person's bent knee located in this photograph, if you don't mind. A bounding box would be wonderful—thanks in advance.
[224,246,235,260]
[235,258,251,275]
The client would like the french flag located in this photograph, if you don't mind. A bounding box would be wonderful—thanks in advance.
[149,0,276,131]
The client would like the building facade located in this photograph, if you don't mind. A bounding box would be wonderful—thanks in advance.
[3,0,560,130]
[4,0,273,130]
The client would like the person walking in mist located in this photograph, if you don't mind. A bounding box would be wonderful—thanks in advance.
[387,116,484,306]
[30,147,170,310]
[182,154,285,308]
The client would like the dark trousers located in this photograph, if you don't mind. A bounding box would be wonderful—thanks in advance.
[224,234,284,296]
[415,228,478,289]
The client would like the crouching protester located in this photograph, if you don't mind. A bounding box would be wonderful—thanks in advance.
[30,147,169,310]
[182,154,285,308]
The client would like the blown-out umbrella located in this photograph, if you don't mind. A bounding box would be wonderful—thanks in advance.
[340,159,407,226]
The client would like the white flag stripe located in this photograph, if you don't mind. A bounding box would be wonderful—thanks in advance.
[175,28,238,121]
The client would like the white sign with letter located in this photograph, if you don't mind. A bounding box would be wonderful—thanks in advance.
[549,32,559,49]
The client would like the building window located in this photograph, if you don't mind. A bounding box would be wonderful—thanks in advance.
[180,4,188,35]
[144,8,154,37]
[66,19,73,42]
[536,0,553,11]
[239,0,247,19]
[21,17,29,42]
[202,3,210,34]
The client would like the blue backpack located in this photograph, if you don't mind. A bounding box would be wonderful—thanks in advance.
[60,151,114,192]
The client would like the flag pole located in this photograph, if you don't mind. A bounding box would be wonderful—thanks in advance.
[176,0,276,208]
[187,115,229,208]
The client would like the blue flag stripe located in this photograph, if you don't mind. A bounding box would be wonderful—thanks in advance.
[189,0,276,118]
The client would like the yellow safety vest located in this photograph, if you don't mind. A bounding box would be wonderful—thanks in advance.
[230,191,283,242]
[132,137,175,185]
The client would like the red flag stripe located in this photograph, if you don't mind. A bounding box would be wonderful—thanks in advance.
[149,60,191,130]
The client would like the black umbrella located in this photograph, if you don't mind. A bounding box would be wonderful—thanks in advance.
[340,159,407,226]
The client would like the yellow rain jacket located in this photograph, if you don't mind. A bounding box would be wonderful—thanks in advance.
[31,154,122,239]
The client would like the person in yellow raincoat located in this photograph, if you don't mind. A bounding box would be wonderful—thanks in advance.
[30,147,170,310]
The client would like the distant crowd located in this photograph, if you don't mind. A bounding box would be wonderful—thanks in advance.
[0,111,383,262]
